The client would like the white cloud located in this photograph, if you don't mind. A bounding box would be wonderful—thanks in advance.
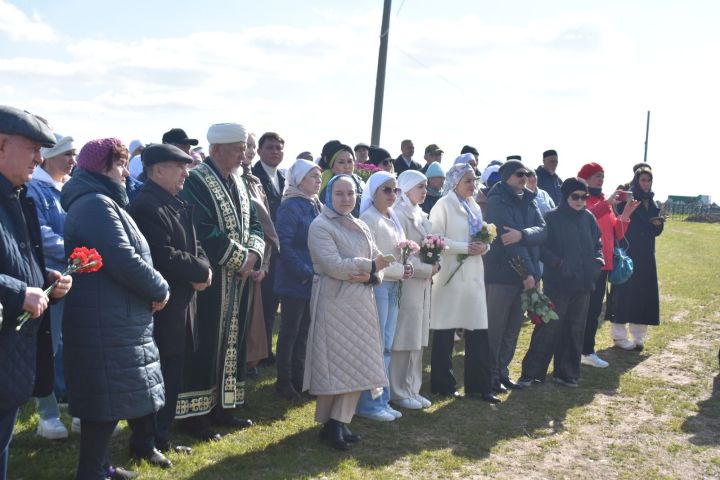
[0,0,57,42]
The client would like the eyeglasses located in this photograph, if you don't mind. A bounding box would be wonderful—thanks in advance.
[514,171,530,178]
[380,187,400,195]
[570,193,589,201]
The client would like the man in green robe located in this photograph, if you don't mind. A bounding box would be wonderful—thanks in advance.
[175,122,265,440]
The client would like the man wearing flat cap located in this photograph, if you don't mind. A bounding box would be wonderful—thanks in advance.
[127,144,212,466]
[174,123,265,441]
[484,159,546,394]
[0,105,73,480]
[420,144,443,175]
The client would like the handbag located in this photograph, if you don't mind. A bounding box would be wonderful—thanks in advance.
[609,238,633,285]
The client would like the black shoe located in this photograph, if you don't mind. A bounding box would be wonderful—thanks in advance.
[276,382,301,401]
[131,448,172,469]
[500,377,524,390]
[341,423,361,443]
[319,420,349,451]
[107,466,138,480]
[553,376,579,388]
[179,416,222,442]
[210,408,253,429]
[157,442,192,455]
[467,393,501,404]
[491,382,508,394]
[434,390,463,399]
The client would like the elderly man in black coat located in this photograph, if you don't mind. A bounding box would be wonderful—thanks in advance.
[484,160,547,394]
[128,144,212,467]
[0,105,72,480]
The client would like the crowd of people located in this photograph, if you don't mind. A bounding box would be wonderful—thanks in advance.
[0,104,665,479]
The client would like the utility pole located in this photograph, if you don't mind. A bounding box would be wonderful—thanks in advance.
[643,110,651,163]
[371,0,392,146]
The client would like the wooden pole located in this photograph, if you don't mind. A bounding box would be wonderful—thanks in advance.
[371,0,392,146]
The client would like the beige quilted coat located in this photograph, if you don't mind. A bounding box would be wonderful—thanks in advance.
[302,206,388,395]
[392,198,433,350]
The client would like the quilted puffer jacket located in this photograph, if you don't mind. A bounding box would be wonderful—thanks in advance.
[60,169,169,421]
[303,206,387,395]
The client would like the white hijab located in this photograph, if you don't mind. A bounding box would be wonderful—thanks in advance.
[360,171,404,238]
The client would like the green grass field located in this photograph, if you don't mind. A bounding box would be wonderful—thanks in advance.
[9,221,720,479]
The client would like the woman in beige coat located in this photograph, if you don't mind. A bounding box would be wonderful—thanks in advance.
[428,164,499,403]
[391,170,439,410]
[304,174,390,451]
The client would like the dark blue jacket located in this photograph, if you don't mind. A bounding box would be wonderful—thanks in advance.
[484,182,547,285]
[26,172,66,271]
[541,202,604,293]
[0,174,54,410]
[274,196,320,300]
[535,166,562,205]
[61,169,169,421]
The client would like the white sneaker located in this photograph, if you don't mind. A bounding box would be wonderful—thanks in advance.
[71,417,122,436]
[36,418,69,440]
[581,353,609,368]
[392,397,423,410]
[356,410,395,422]
[614,339,636,351]
[385,406,403,419]
[414,394,432,408]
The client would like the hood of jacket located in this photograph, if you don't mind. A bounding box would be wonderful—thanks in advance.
[61,168,128,211]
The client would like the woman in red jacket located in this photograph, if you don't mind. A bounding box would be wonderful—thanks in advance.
[576,163,640,367]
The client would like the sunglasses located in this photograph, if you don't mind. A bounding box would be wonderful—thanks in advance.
[570,193,589,201]
[380,159,392,166]
[514,171,531,178]
[380,187,400,195]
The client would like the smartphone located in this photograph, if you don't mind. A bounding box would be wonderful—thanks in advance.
[617,191,634,202]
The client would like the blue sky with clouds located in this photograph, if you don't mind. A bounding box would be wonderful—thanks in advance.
[2,0,719,201]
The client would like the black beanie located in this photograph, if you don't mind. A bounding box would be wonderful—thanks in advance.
[319,140,353,169]
[367,146,392,166]
[560,177,588,201]
[499,159,527,182]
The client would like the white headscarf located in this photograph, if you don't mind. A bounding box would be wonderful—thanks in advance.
[394,170,427,224]
[282,159,321,202]
[454,152,475,165]
[481,164,501,185]
[360,171,404,238]
[41,133,74,159]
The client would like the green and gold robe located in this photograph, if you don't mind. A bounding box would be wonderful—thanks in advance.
[175,159,264,418]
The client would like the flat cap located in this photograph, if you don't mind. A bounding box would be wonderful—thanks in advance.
[0,105,56,147]
[141,143,193,167]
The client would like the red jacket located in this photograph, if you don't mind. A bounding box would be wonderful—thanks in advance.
[587,194,630,271]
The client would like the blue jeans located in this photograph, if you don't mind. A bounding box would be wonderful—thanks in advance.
[356,281,399,415]
[36,301,65,420]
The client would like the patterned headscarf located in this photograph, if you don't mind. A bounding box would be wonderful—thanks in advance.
[443,163,474,196]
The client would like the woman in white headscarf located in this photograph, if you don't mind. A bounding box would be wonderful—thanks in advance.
[428,164,499,403]
[356,171,412,421]
[274,160,322,400]
[390,170,438,410]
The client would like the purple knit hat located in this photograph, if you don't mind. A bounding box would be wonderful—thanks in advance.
[76,137,125,174]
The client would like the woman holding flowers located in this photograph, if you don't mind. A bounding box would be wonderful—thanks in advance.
[357,171,412,420]
[305,175,390,450]
[391,170,439,410]
[517,178,604,388]
[428,164,498,403]
[61,138,169,479]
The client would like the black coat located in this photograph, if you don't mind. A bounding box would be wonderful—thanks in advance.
[0,174,54,410]
[611,194,664,325]
[129,180,211,356]
[484,182,547,285]
[535,166,563,205]
[394,155,423,175]
[251,161,285,222]
[61,169,169,421]
[541,202,604,294]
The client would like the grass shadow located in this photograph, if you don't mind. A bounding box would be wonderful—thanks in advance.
[682,373,720,446]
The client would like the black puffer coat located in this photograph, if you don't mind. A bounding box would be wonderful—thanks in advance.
[61,169,169,421]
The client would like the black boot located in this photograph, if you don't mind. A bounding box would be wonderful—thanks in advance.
[319,419,349,451]
[341,423,361,443]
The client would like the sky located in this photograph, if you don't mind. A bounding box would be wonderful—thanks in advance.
[2,0,719,201]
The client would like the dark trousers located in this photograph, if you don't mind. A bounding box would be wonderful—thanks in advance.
[486,283,524,384]
[520,290,590,382]
[276,296,311,389]
[128,353,184,452]
[583,270,609,355]
[430,329,492,395]
[75,419,118,480]
[262,253,280,356]
[0,407,18,480]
